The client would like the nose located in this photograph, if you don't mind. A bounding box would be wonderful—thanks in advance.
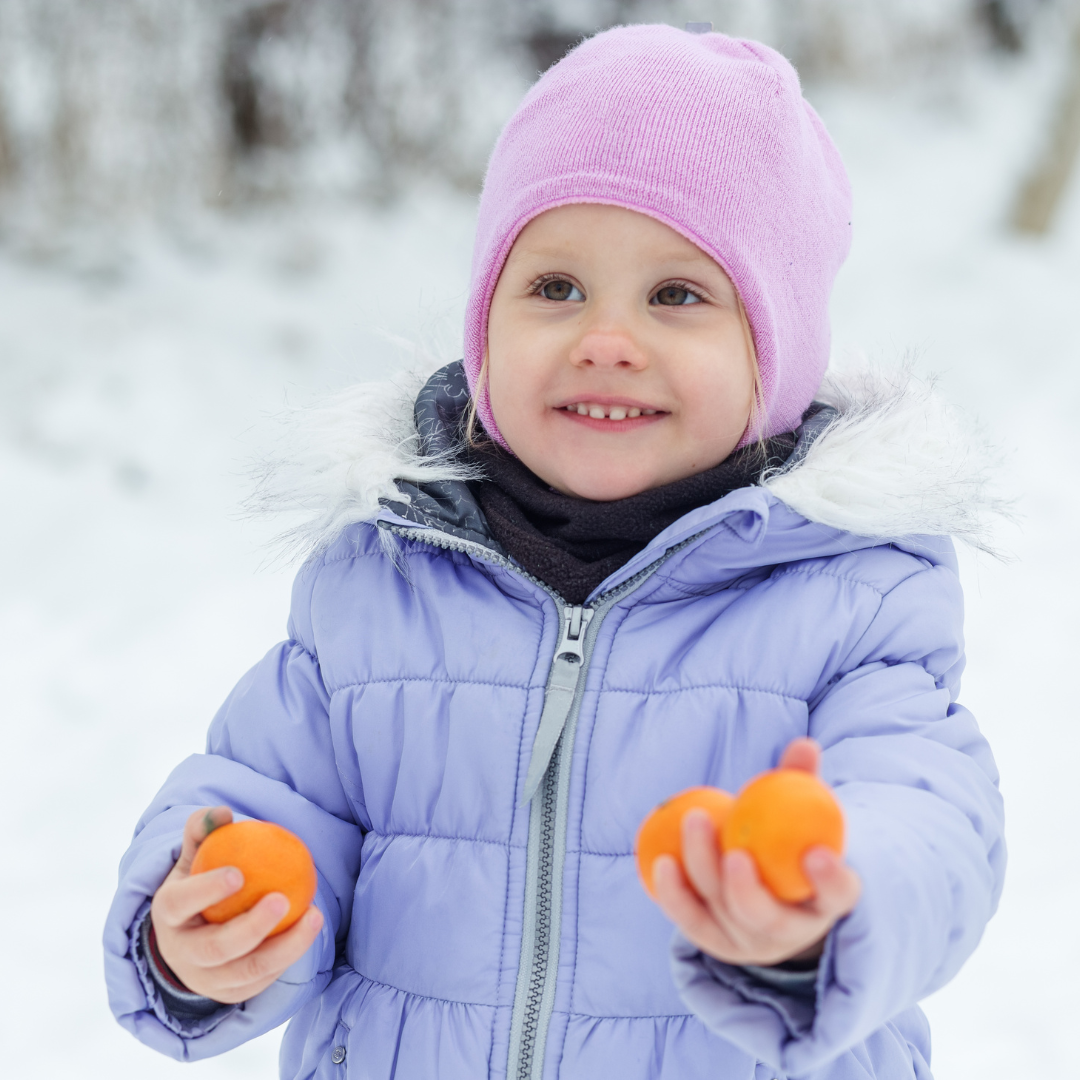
[568,327,648,371]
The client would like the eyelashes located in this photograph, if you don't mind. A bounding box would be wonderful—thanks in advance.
[652,279,706,306]
[527,273,583,301]
[526,273,710,304]
[528,274,584,302]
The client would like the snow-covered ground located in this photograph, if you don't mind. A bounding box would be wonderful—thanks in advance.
[1,45,1078,1080]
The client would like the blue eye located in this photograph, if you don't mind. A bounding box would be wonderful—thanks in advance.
[540,279,585,301]
[652,285,702,306]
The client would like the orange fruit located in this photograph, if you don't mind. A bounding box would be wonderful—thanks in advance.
[635,786,735,897]
[190,820,318,936]
[721,769,844,903]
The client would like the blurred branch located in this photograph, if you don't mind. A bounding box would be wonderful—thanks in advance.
[1011,12,1080,233]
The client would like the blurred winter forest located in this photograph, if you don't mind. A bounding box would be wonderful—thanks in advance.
[0,0,1072,232]
[3,2,1080,1079]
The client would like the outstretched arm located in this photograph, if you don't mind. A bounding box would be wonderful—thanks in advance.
[669,559,1005,1075]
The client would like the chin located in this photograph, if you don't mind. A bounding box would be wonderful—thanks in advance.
[560,470,658,502]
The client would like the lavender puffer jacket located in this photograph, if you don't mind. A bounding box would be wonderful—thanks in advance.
[104,363,1005,1080]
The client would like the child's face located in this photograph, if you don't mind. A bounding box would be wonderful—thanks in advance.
[486,203,755,501]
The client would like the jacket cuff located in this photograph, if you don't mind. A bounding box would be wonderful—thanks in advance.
[131,906,235,1035]
[742,962,818,999]
[670,931,824,1047]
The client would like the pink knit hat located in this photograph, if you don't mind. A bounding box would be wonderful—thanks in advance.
[463,23,852,448]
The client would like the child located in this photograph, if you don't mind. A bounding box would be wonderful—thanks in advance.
[105,24,1005,1080]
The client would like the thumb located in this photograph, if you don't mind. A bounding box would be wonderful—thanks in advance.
[172,806,233,878]
[778,737,820,775]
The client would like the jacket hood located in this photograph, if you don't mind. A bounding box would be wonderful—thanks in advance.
[251,359,1008,564]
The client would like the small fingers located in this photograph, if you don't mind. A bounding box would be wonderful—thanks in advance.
[652,856,731,950]
[183,892,292,967]
[679,810,727,910]
[152,866,244,930]
[720,849,787,936]
[206,905,325,998]
[249,905,325,974]
[719,850,839,964]
[802,848,862,919]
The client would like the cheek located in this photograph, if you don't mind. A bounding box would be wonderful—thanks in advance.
[674,339,756,444]
[485,341,548,456]
[486,310,562,436]
[485,304,524,424]
[486,349,529,423]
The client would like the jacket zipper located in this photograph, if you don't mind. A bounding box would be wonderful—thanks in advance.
[380,520,705,1080]
[509,599,594,1080]
[520,603,594,805]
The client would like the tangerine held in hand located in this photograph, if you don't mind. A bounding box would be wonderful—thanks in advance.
[190,819,318,936]
[635,786,735,897]
[721,769,844,903]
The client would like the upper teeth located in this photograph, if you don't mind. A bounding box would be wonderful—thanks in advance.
[568,403,655,420]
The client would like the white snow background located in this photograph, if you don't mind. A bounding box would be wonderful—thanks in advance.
[0,46,1077,1080]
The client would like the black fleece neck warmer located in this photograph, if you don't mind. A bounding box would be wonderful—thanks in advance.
[464,435,795,604]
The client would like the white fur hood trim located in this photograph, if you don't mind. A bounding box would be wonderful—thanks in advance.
[249,368,479,560]
[763,366,1009,555]
[252,362,1009,560]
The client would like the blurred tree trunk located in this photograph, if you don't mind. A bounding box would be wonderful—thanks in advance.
[340,0,521,198]
[221,1,297,155]
[1011,13,1080,233]
[978,0,1025,52]
[0,100,15,190]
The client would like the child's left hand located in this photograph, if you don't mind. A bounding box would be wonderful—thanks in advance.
[652,738,862,968]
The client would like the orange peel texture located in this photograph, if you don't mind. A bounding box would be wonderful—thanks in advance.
[635,786,735,897]
[721,769,844,903]
[190,819,318,935]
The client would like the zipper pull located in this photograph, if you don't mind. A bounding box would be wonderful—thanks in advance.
[520,605,595,805]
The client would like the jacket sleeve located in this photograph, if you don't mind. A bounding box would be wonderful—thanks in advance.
[103,559,365,1062]
[672,556,1005,1076]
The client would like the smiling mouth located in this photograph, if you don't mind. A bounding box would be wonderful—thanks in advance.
[559,402,664,421]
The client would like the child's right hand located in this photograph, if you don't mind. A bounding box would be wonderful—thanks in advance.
[150,806,324,1004]
[651,739,860,968]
